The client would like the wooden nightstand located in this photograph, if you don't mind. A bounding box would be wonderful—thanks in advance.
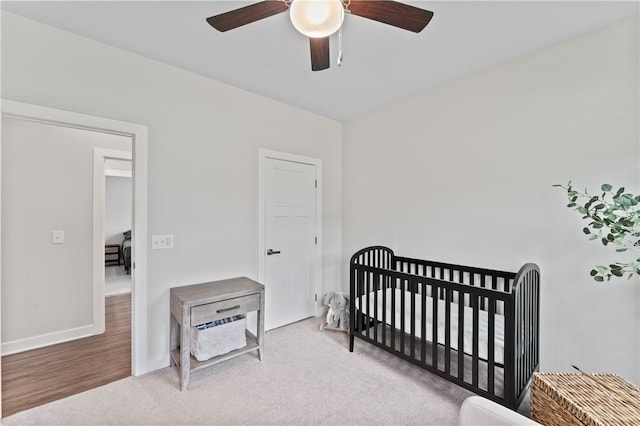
[169,277,265,391]
[105,244,121,266]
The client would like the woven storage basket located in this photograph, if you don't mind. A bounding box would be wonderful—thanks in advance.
[531,372,640,426]
[190,315,247,362]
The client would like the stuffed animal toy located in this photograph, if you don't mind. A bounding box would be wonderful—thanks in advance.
[324,291,350,330]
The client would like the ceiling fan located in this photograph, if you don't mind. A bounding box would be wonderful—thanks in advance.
[206,0,434,71]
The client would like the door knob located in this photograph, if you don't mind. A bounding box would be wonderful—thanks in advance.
[267,249,281,255]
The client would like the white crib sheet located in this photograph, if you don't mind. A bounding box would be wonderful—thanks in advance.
[356,288,505,364]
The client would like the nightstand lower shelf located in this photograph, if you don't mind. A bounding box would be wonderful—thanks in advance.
[170,330,260,373]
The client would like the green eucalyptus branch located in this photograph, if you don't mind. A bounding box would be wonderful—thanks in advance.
[553,181,640,282]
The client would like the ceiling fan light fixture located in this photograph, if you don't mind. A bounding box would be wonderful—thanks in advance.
[290,0,345,38]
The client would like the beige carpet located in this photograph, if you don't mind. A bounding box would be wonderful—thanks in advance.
[105,265,131,296]
[2,317,529,425]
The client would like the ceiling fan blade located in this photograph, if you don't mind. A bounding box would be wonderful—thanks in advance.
[347,0,434,33]
[309,37,330,71]
[206,1,289,32]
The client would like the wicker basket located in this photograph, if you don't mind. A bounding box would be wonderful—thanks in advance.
[531,372,640,426]
[190,315,247,362]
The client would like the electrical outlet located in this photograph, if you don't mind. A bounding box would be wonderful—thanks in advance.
[152,234,174,249]
[52,230,64,244]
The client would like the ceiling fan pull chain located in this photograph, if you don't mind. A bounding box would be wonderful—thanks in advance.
[337,26,344,67]
[339,0,349,66]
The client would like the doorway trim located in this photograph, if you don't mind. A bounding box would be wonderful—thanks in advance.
[257,149,322,320]
[0,99,149,380]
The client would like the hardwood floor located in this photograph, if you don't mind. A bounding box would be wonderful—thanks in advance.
[1,293,131,417]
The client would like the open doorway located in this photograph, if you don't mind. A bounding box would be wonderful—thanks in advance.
[0,100,148,417]
[103,156,133,297]
[1,118,132,416]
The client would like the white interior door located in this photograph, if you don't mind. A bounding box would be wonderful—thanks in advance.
[264,157,317,330]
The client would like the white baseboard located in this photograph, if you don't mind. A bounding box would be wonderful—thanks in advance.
[146,354,170,374]
[1,324,97,356]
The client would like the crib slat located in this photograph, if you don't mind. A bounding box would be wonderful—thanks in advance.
[391,278,396,352]
[458,290,465,381]
[529,273,534,384]
[531,276,536,374]
[410,277,416,359]
[530,272,535,383]
[520,275,526,391]
[362,252,367,336]
[472,295,479,387]
[381,273,387,346]
[531,277,540,370]
[525,272,531,389]
[400,279,406,355]
[522,276,527,390]
[531,272,536,381]
[528,275,534,382]
[444,287,451,375]
[527,274,533,383]
[368,270,373,339]
[350,262,356,352]
[357,267,363,333]
[421,281,427,364]
[516,278,522,392]
[373,271,379,343]
[366,270,372,338]
[525,279,534,382]
[488,298,496,395]
[514,284,520,393]
[432,286,438,369]
[504,296,515,408]
[521,277,526,392]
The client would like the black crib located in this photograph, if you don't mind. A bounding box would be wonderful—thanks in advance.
[349,246,540,410]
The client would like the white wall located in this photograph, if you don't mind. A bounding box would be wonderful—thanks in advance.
[105,176,132,245]
[1,117,132,349]
[1,11,342,371]
[343,15,639,382]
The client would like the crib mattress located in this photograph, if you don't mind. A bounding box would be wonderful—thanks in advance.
[356,288,505,364]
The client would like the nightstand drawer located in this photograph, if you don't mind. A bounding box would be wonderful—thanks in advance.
[191,294,259,326]
[105,244,121,266]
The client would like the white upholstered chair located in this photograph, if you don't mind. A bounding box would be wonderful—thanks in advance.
[457,396,542,426]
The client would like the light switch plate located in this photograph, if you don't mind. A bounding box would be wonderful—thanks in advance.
[152,234,174,249]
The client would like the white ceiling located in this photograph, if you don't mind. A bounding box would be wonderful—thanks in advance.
[2,1,638,121]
